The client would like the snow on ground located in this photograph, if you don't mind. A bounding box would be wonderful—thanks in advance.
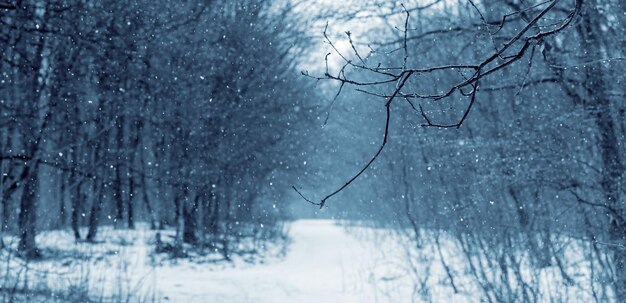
[1,220,411,303]
[1,220,608,302]
[156,220,392,303]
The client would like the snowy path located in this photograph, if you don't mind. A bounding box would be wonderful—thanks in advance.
[155,220,385,303]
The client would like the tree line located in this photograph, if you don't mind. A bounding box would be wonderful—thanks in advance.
[1,0,316,259]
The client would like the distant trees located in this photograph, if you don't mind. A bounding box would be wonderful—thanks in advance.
[305,0,624,301]
[1,0,315,259]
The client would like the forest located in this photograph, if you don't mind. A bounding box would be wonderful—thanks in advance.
[0,0,624,302]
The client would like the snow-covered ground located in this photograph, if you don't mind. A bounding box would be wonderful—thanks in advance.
[1,220,410,303]
[155,220,395,303]
[1,220,611,302]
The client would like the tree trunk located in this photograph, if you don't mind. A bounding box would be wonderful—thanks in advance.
[113,115,126,227]
[18,163,40,258]
[71,177,82,240]
[173,190,186,257]
[183,195,199,244]
[141,171,156,229]
[86,181,103,242]
[138,120,156,230]
[1,179,13,232]
[128,174,135,229]
[578,2,626,298]
[113,171,124,227]
[203,186,220,246]
[127,116,144,230]
[70,137,83,240]
[2,157,31,234]
[16,3,49,257]
[58,170,67,228]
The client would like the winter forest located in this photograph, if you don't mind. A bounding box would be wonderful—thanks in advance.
[0,0,625,302]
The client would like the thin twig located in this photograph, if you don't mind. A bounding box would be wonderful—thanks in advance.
[316,71,414,208]
[291,186,321,206]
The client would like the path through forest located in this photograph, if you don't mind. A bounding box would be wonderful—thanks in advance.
[155,220,393,303]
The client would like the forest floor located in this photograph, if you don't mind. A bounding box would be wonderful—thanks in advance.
[0,220,415,303]
[1,219,602,302]
[149,219,407,303]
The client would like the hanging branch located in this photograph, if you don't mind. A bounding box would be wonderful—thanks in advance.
[294,0,582,208]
